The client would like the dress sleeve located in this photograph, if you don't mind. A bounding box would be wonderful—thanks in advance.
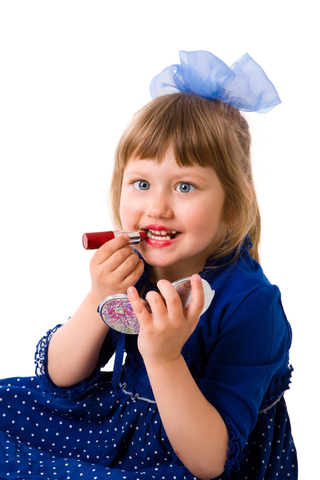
[198,285,292,473]
[35,324,116,399]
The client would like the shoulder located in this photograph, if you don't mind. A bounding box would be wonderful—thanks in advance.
[205,250,281,309]
[201,251,292,353]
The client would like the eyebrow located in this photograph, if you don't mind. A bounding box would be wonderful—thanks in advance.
[123,168,209,182]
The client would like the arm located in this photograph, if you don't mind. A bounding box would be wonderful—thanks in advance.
[128,276,228,479]
[145,354,228,479]
[47,234,144,387]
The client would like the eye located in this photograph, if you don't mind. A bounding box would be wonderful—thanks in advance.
[176,182,196,193]
[133,180,150,190]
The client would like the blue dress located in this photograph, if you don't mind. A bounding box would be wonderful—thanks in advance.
[0,241,297,479]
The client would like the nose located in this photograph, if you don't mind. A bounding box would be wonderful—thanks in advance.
[145,191,173,219]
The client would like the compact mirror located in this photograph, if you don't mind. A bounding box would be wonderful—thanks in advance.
[98,277,215,335]
[171,277,215,314]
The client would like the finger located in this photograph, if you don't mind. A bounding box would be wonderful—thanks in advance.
[127,286,152,327]
[93,242,140,278]
[92,234,130,265]
[185,274,205,321]
[144,289,168,318]
[113,249,142,278]
[121,257,145,286]
[156,279,183,317]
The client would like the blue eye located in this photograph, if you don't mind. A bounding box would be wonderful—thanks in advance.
[133,180,150,190]
[176,182,195,193]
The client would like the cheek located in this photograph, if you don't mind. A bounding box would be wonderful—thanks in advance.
[187,203,217,225]
[119,199,129,228]
[119,196,138,230]
[191,202,224,237]
[119,191,128,226]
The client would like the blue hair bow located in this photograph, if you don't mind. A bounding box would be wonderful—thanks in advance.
[150,51,281,113]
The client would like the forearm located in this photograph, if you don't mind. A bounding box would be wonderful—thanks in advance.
[145,354,229,479]
[48,292,110,387]
[47,235,144,387]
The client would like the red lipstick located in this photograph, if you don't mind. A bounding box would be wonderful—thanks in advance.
[144,225,170,231]
[82,230,147,250]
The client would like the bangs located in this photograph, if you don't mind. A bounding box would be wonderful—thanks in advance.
[117,93,225,169]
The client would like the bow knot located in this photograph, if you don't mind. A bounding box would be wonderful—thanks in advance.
[150,50,281,113]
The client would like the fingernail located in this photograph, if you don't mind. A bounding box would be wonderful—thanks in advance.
[192,274,201,282]
[128,286,136,295]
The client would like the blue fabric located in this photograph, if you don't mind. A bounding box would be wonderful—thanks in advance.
[113,332,126,388]
[150,50,281,113]
[0,244,297,479]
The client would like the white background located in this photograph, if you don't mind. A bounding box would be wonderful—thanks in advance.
[0,1,318,477]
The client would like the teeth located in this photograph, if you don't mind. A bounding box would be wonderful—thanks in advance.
[147,229,178,241]
[148,229,177,234]
[147,231,171,241]
[147,233,171,240]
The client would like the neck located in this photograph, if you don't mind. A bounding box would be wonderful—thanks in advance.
[149,255,209,284]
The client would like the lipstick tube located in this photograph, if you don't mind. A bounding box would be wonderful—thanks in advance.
[82,230,147,250]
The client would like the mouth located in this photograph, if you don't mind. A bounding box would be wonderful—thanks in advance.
[143,227,181,242]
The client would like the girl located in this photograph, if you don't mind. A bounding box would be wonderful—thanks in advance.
[0,51,297,479]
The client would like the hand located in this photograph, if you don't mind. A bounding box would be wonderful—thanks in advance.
[89,234,144,304]
[127,274,204,366]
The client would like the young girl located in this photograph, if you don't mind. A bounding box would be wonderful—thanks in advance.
[0,51,297,479]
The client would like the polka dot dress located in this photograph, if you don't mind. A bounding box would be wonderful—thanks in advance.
[0,376,194,479]
[231,397,297,480]
[0,377,298,480]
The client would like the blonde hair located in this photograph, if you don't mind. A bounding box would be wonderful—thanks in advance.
[109,93,261,263]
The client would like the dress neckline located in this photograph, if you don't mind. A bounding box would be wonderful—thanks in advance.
[135,235,253,292]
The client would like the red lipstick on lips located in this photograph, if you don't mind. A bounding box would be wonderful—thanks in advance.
[82,230,147,249]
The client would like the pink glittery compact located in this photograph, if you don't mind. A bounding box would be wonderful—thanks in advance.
[98,277,215,335]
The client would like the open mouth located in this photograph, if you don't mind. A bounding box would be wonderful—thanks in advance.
[145,228,181,241]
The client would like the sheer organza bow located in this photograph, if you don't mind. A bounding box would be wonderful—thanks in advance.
[150,50,281,113]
